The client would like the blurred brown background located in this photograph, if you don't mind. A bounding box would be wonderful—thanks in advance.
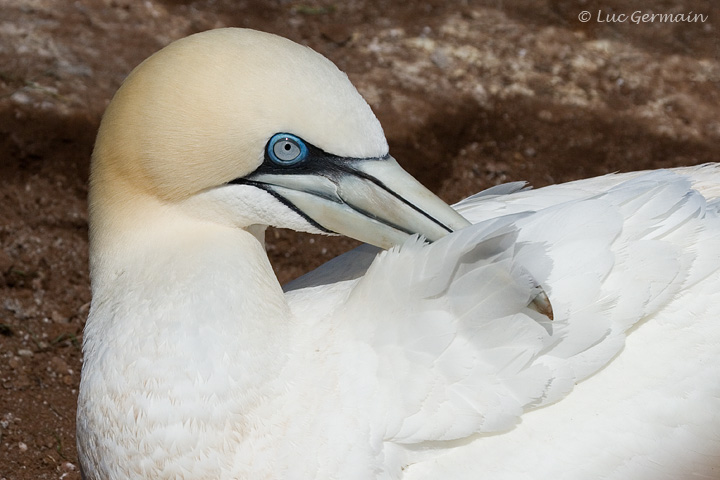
[0,1,718,478]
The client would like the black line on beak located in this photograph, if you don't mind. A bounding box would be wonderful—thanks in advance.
[336,160,455,235]
[232,178,335,234]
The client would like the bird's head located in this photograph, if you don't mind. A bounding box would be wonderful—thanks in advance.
[90,28,469,250]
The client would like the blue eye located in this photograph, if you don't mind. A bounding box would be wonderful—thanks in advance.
[268,133,308,166]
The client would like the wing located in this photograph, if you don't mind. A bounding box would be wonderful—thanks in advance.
[282,166,720,478]
[334,166,720,448]
[343,214,557,442]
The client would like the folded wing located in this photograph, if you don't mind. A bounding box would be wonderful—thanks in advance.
[336,167,720,447]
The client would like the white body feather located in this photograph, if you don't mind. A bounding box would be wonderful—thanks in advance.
[80,165,720,479]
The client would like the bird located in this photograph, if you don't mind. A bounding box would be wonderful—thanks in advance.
[76,27,720,480]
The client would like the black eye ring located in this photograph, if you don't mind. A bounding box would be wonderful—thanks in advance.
[267,133,308,166]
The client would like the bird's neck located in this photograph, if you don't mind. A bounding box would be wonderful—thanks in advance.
[86,195,291,374]
[79,198,291,476]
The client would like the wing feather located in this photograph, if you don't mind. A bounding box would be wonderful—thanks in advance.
[283,166,720,478]
[328,168,720,450]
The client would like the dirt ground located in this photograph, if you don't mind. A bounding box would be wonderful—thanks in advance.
[0,0,718,478]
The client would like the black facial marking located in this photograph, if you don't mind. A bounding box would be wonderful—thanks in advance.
[228,134,453,235]
[239,179,335,234]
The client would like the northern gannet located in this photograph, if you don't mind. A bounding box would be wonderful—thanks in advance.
[77,28,720,479]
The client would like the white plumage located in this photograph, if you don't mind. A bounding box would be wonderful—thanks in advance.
[77,28,720,479]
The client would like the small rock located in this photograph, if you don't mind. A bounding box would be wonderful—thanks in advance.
[17,349,33,357]
[10,91,32,105]
[78,302,91,316]
[0,413,13,428]
[431,48,450,69]
[14,374,31,388]
[320,24,352,46]
[51,310,70,324]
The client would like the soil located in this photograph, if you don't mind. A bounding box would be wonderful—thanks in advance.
[0,0,718,478]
